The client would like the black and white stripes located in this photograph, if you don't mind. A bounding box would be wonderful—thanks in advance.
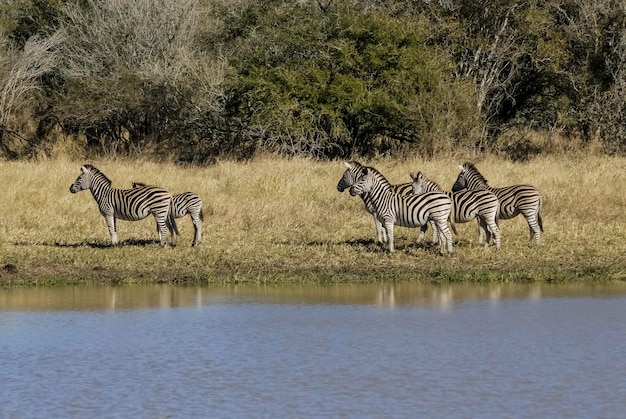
[410,171,501,249]
[337,161,421,244]
[452,162,543,246]
[133,182,204,247]
[340,161,544,253]
[70,165,179,246]
[349,166,455,255]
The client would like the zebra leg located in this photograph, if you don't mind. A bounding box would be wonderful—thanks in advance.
[434,220,453,256]
[482,217,501,250]
[417,223,427,243]
[105,215,118,245]
[383,220,395,253]
[191,213,202,247]
[430,220,439,244]
[527,215,541,246]
[477,218,486,244]
[478,218,490,248]
[373,215,387,244]
[153,213,169,247]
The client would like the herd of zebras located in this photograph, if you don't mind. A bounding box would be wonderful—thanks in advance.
[69,161,543,253]
[337,161,543,255]
[69,164,203,247]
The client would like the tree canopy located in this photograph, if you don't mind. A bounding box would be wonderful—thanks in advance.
[1,0,625,161]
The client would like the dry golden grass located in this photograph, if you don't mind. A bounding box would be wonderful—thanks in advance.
[0,153,625,285]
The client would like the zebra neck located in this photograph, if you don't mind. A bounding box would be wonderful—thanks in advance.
[89,177,114,203]
[369,180,394,203]
[424,180,444,193]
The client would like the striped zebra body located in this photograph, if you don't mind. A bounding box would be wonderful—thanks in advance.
[133,182,203,246]
[452,162,543,246]
[70,165,178,246]
[337,161,429,244]
[349,167,454,255]
[410,171,501,249]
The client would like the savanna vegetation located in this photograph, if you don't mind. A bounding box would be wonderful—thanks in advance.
[1,0,626,161]
[0,156,624,286]
[1,1,625,286]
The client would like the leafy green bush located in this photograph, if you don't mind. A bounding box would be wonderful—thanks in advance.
[223,2,479,157]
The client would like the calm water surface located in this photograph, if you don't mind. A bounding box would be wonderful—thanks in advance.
[1,282,626,418]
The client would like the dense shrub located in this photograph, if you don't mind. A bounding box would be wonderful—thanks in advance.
[0,0,625,161]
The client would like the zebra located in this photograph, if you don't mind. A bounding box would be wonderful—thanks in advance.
[337,161,432,244]
[410,171,501,249]
[349,166,455,255]
[452,162,543,246]
[132,182,203,247]
[69,164,179,246]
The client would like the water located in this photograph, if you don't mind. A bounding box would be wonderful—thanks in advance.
[1,283,626,418]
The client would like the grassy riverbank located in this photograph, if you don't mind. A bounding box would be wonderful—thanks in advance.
[1,154,625,286]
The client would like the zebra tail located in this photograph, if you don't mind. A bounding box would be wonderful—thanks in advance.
[168,202,180,236]
[538,198,544,232]
[199,207,204,222]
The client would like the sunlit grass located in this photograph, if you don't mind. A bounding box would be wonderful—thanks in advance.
[1,153,625,286]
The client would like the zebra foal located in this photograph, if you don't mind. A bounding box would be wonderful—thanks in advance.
[69,165,179,246]
[337,161,430,244]
[349,166,455,255]
[132,182,203,247]
[452,162,543,246]
[410,171,501,249]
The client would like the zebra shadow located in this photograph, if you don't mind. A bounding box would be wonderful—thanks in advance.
[331,238,440,252]
[52,238,161,248]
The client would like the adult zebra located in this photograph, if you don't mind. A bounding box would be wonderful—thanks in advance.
[349,166,455,255]
[337,161,433,244]
[69,165,179,246]
[452,162,543,246]
[410,171,501,249]
[132,182,203,247]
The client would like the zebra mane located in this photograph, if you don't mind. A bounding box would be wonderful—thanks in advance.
[364,166,392,189]
[132,182,147,188]
[345,160,365,172]
[82,164,112,186]
[413,171,443,191]
[462,162,489,186]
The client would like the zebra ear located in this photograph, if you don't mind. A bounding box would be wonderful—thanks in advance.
[457,164,464,172]
[344,161,353,170]
[80,165,89,174]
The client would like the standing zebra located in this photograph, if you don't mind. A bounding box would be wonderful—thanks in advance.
[69,165,179,246]
[349,166,455,255]
[410,171,501,249]
[337,161,432,244]
[452,162,543,246]
[132,182,203,247]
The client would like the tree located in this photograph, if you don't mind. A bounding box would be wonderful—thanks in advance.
[0,33,61,158]
[53,0,226,158]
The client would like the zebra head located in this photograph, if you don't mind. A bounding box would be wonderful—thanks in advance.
[349,168,374,196]
[452,162,488,192]
[70,165,94,193]
[410,172,427,195]
[337,161,366,192]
